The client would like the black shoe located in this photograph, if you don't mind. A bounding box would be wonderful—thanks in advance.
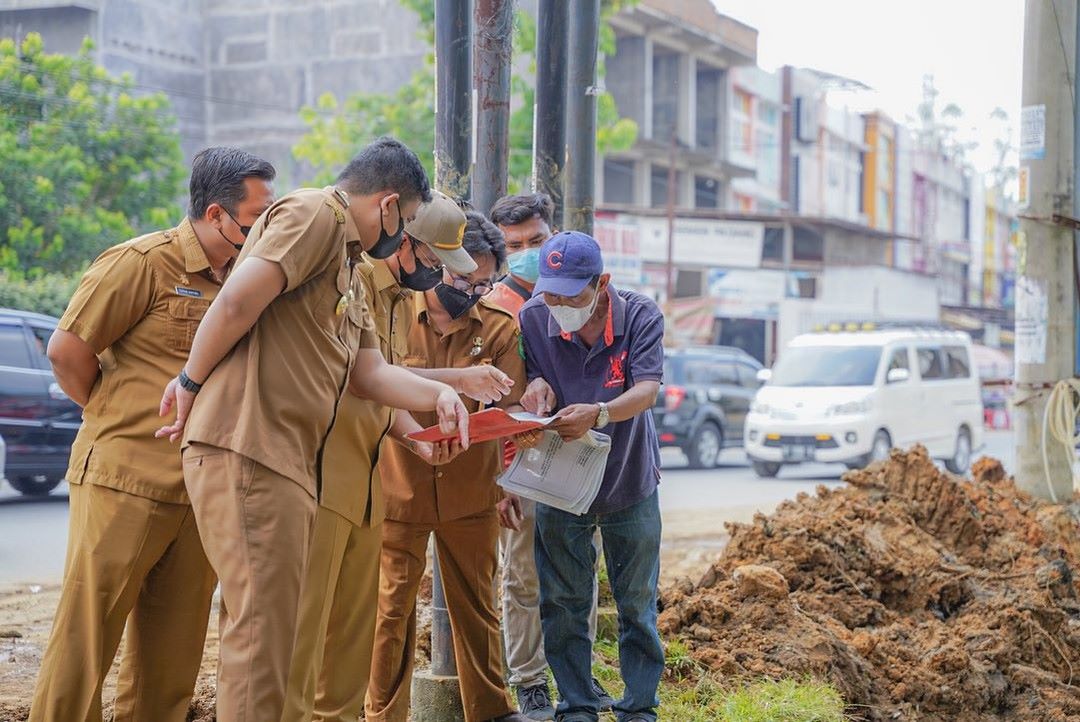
[487,714,532,722]
[517,683,556,721]
[591,677,615,712]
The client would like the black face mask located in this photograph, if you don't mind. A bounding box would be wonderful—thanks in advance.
[399,241,444,291]
[221,208,251,251]
[434,283,482,320]
[367,199,405,259]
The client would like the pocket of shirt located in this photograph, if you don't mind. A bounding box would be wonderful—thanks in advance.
[166,298,211,352]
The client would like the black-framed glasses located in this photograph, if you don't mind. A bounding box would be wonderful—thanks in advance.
[224,208,252,238]
[447,272,495,297]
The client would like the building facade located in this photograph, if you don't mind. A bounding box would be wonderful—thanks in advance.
[0,0,428,186]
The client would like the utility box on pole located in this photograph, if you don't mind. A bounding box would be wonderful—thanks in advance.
[1014,0,1077,501]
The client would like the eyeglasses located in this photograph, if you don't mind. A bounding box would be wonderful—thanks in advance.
[447,272,495,297]
[224,209,252,238]
[410,239,444,271]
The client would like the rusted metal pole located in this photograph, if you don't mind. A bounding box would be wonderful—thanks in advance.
[435,0,472,198]
[564,0,600,234]
[471,0,512,215]
[533,0,569,227]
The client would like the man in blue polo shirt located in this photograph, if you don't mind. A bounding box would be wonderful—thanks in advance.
[511,231,665,722]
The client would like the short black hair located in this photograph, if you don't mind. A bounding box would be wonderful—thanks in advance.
[336,136,432,205]
[489,193,554,229]
[187,146,276,220]
[461,210,507,272]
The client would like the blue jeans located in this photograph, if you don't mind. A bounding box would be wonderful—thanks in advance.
[535,490,663,722]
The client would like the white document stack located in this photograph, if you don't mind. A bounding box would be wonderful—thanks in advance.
[497,429,611,515]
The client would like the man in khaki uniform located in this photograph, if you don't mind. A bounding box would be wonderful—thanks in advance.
[156,138,474,722]
[30,147,276,722]
[365,211,529,722]
[283,191,514,722]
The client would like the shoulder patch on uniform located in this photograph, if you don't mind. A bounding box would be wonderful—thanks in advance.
[479,296,515,317]
[129,231,172,254]
[324,199,346,225]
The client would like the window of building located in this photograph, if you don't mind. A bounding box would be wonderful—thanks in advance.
[696,67,721,151]
[674,269,703,298]
[694,175,720,208]
[792,226,824,262]
[732,88,753,154]
[652,51,679,142]
[762,227,784,262]
[734,193,754,212]
[603,160,635,205]
[651,165,678,208]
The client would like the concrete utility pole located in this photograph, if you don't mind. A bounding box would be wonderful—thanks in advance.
[533,0,569,227]
[564,0,601,234]
[1014,0,1076,501]
[435,0,472,199]
[471,0,513,215]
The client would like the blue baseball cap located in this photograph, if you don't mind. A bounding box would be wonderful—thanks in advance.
[533,231,604,297]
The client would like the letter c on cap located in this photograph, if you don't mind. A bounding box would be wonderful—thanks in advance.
[547,250,563,269]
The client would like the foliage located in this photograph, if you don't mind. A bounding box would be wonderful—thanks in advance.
[0,268,83,317]
[987,106,1018,193]
[720,678,846,722]
[0,33,185,275]
[294,1,637,195]
[910,74,977,169]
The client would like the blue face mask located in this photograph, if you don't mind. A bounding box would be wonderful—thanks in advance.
[507,248,541,283]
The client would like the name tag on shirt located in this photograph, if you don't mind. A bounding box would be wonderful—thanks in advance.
[175,286,203,298]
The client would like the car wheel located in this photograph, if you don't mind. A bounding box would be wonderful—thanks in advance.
[9,474,62,497]
[869,430,892,464]
[686,422,723,469]
[944,428,972,474]
[751,460,781,478]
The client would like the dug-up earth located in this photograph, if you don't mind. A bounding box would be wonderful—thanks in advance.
[659,446,1080,721]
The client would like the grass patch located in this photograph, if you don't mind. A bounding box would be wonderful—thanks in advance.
[591,640,846,721]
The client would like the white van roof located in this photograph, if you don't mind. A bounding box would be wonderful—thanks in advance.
[790,328,972,348]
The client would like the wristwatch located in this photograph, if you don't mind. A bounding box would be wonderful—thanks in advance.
[593,402,610,429]
[177,368,203,394]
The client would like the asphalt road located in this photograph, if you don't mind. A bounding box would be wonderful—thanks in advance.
[0,431,1018,585]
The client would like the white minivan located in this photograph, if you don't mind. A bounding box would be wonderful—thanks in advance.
[744,326,983,478]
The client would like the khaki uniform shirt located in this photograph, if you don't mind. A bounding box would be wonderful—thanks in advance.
[379,294,526,524]
[319,257,412,527]
[184,187,378,498]
[60,219,223,504]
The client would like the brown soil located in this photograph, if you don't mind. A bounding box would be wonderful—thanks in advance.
[658,447,1080,721]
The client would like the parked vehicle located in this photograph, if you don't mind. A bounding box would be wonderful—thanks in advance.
[744,325,983,478]
[652,346,763,469]
[0,308,81,495]
[0,433,6,487]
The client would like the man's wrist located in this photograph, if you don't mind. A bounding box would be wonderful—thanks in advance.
[178,368,203,394]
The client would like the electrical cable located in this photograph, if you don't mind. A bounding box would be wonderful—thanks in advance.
[1040,378,1080,504]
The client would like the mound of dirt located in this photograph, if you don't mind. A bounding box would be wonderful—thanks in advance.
[658,447,1080,722]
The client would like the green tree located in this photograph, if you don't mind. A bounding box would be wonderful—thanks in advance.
[0,33,185,276]
[294,1,638,194]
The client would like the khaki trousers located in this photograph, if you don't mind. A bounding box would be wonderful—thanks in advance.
[281,506,382,722]
[183,443,316,722]
[499,497,602,689]
[365,510,513,722]
[29,481,215,722]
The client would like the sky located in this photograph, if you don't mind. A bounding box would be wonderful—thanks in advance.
[711,0,1024,176]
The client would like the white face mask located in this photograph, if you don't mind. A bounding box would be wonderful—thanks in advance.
[548,287,600,333]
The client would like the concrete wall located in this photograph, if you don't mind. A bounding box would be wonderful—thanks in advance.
[205,0,428,187]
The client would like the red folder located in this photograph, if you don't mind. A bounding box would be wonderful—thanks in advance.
[406,408,548,444]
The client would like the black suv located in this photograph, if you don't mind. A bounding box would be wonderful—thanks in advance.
[652,346,763,468]
[0,308,81,495]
